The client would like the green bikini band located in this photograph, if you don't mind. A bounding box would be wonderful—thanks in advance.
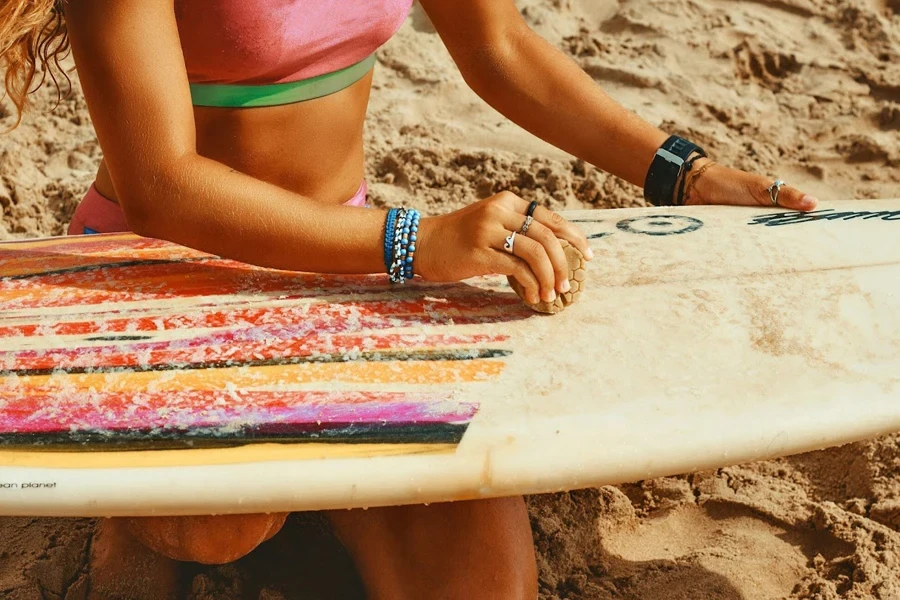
[189,54,377,108]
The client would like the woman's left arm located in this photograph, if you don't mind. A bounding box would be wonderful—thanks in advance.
[418,0,817,210]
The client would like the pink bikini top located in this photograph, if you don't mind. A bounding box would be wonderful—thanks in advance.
[175,0,413,85]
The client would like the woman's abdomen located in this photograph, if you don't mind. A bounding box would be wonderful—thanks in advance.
[95,70,372,207]
[193,70,372,203]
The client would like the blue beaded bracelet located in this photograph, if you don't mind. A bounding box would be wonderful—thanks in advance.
[403,211,420,280]
[383,208,399,272]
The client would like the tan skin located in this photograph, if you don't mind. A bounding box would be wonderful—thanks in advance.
[62,0,819,598]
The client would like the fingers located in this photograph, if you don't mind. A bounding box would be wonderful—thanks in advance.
[502,213,571,296]
[492,253,541,305]
[683,163,818,211]
[499,194,594,260]
[496,232,557,303]
[483,193,593,302]
[531,205,595,260]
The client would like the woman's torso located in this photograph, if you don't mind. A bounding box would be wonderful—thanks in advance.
[95,0,412,206]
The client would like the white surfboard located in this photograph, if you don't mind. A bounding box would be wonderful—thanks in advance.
[0,199,898,516]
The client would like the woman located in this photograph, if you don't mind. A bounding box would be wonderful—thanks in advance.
[1,0,818,598]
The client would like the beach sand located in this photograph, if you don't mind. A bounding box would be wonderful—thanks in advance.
[1,0,899,598]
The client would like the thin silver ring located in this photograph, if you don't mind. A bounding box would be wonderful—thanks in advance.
[520,215,534,234]
[504,231,517,254]
[767,180,786,206]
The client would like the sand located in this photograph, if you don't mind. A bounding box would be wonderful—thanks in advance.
[1,0,899,597]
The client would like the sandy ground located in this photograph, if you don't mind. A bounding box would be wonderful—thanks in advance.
[1,0,899,598]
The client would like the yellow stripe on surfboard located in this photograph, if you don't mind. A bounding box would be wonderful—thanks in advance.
[0,441,454,469]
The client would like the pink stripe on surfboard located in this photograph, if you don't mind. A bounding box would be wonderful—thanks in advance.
[0,390,477,433]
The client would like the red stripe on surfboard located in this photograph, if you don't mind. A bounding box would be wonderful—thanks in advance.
[0,259,513,311]
[0,236,206,277]
[0,295,526,338]
[1,261,292,308]
[4,333,507,371]
[0,390,478,433]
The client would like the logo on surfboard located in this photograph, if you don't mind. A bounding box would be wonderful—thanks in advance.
[571,215,705,239]
[750,209,900,227]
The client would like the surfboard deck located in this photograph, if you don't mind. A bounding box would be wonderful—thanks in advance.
[1,200,899,517]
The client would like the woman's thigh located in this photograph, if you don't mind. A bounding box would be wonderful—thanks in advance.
[326,496,537,600]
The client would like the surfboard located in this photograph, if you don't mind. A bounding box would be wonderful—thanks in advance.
[1,199,899,517]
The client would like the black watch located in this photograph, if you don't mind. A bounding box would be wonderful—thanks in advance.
[643,135,706,206]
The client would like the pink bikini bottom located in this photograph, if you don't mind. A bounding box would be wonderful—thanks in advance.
[67,181,369,235]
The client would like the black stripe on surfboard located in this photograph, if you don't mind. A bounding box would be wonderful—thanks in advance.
[0,258,205,281]
[0,421,469,449]
[0,348,512,378]
[85,335,154,342]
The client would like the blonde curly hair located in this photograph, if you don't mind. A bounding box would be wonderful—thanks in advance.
[0,0,69,127]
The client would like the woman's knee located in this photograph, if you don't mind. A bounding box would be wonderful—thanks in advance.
[124,512,288,564]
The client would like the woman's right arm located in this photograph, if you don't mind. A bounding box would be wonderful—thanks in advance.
[64,0,590,303]
[65,0,392,275]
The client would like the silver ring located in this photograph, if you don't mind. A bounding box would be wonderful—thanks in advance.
[520,215,534,234]
[504,232,517,254]
[767,180,786,206]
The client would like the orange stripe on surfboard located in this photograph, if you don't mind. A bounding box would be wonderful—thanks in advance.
[1,359,506,392]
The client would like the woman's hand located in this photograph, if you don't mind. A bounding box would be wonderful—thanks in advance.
[415,192,593,305]
[685,158,819,211]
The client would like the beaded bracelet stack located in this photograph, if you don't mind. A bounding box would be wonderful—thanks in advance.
[384,208,421,283]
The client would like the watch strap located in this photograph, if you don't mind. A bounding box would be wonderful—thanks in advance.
[643,135,707,206]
